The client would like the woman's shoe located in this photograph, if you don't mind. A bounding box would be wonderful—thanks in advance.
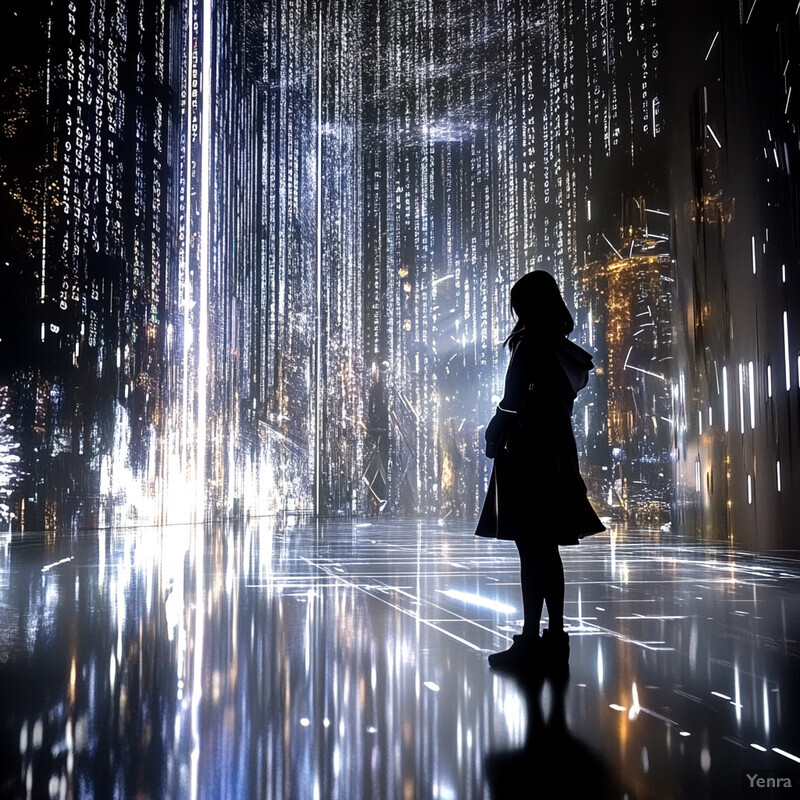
[488,633,540,671]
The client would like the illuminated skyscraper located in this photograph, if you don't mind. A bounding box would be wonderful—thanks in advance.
[580,205,677,519]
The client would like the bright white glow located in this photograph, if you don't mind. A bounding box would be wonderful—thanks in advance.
[747,474,753,504]
[773,748,800,764]
[609,704,626,712]
[438,589,515,614]
[697,410,703,435]
[423,681,440,692]
[695,460,702,493]
[748,362,755,428]
[767,365,773,397]
[777,460,782,492]
[751,743,767,752]
[597,645,604,686]
[704,31,720,61]
[738,363,746,434]
[784,312,792,390]
[751,236,757,274]
[722,366,729,432]
[786,86,793,115]
[706,124,722,148]
[629,683,641,720]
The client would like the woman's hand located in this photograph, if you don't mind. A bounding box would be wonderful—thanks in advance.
[485,409,514,458]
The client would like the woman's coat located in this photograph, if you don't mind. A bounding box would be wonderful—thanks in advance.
[476,334,606,545]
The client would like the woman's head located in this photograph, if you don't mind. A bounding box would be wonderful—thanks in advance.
[506,270,574,346]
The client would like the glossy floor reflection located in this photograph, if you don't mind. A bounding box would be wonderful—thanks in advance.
[1,519,799,799]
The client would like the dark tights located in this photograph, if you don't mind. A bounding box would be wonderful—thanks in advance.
[515,540,564,636]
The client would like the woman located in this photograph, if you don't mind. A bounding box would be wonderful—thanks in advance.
[477,270,605,671]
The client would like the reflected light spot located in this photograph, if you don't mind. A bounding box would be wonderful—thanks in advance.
[438,589,515,614]
[773,748,800,764]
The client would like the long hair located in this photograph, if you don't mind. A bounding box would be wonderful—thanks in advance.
[504,270,574,349]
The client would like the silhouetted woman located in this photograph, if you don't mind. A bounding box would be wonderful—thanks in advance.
[477,270,605,671]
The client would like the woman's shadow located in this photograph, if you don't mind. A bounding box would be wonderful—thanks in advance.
[485,668,624,799]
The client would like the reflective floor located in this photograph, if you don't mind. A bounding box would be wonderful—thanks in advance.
[1,519,799,799]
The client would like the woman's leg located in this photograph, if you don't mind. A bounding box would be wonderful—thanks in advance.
[516,540,544,637]
[516,540,564,635]
[540,544,565,632]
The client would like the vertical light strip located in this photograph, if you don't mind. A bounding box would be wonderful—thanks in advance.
[767,364,773,397]
[314,3,323,516]
[722,366,729,432]
[197,0,212,519]
[783,311,791,390]
[42,12,52,304]
[748,361,755,428]
[751,235,757,274]
[190,526,205,800]
[777,460,782,492]
[738,363,745,434]
[697,410,703,435]
[183,0,194,461]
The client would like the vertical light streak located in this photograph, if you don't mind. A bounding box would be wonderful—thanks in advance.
[767,364,773,397]
[748,361,755,428]
[751,236,757,274]
[197,0,212,519]
[722,366,729,432]
[777,460,782,492]
[783,311,791,390]
[190,525,205,800]
[738,363,746,434]
[182,0,194,464]
[697,410,703,435]
[41,14,53,305]
[314,3,323,516]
